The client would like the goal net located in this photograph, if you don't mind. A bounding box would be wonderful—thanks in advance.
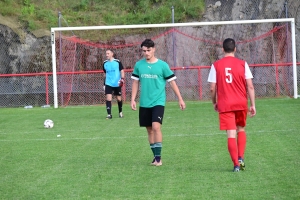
[51,19,298,108]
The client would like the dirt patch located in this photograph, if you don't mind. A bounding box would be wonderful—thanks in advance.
[32,29,51,38]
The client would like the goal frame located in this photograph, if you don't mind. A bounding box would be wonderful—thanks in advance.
[51,18,298,108]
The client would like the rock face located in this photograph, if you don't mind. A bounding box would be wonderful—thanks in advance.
[203,0,300,60]
[0,24,51,74]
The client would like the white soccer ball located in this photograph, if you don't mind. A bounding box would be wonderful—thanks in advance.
[44,119,54,129]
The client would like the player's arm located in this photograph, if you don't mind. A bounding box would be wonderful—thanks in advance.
[246,78,256,117]
[210,82,217,104]
[102,63,106,85]
[120,69,125,79]
[118,62,125,86]
[117,69,125,87]
[163,63,185,110]
[119,61,125,79]
[245,62,256,117]
[103,74,106,85]
[131,79,139,110]
[207,64,218,111]
[102,63,106,90]
[209,82,218,112]
[169,80,185,110]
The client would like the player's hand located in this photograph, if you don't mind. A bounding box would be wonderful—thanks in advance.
[179,99,186,110]
[131,100,136,110]
[118,78,124,87]
[214,103,218,112]
[248,106,256,117]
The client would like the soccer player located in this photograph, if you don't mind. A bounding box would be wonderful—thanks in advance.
[103,49,125,119]
[131,39,186,166]
[207,38,256,172]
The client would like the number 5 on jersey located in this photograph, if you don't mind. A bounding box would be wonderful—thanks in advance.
[225,68,232,83]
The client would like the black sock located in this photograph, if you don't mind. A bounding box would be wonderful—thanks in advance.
[106,101,111,115]
[154,142,162,162]
[155,156,161,162]
[117,100,122,113]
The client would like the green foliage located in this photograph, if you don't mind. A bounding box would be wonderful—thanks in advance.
[27,19,37,30]
[72,0,89,11]
[21,4,34,15]
[21,0,35,15]
[0,1,15,16]
[0,99,299,199]
[35,8,57,29]
[0,0,205,32]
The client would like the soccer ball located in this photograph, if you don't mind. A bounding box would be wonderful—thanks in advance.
[44,119,54,129]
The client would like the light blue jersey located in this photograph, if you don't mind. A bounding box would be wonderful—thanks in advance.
[103,59,124,87]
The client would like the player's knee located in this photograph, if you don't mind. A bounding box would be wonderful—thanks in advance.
[237,126,245,132]
[152,124,161,133]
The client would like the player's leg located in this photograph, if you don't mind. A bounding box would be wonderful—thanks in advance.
[105,85,113,119]
[151,106,164,166]
[236,110,247,170]
[115,87,123,118]
[146,126,155,164]
[237,126,246,170]
[227,129,239,171]
[139,107,155,164]
[220,112,239,171]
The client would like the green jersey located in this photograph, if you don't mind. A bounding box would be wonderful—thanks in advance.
[131,58,176,108]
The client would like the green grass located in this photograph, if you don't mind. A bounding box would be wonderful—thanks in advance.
[0,0,205,39]
[0,98,299,199]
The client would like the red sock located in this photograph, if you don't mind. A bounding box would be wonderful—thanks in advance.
[237,131,247,159]
[228,138,238,166]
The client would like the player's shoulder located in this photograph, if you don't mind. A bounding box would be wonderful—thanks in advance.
[212,58,222,67]
[155,59,170,69]
[234,58,247,67]
[233,57,246,63]
[135,58,147,66]
[216,56,245,64]
[157,59,168,65]
[228,56,246,63]
[103,59,109,64]
[113,58,121,63]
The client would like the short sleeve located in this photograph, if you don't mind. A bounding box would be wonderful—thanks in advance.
[207,64,216,83]
[245,62,253,79]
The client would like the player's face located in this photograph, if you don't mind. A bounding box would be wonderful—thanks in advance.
[106,50,113,60]
[141,47,155,61]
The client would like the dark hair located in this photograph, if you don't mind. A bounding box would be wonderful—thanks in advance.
[141,39,155,48]
[106,49,116,58]
[106,49,114,55]
[223,38,235,53]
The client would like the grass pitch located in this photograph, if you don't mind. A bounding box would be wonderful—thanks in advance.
[0,98,299,199]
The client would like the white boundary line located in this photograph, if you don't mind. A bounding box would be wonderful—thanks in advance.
[0,129,297,142]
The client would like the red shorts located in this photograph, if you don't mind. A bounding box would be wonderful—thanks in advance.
[219,110,247,130]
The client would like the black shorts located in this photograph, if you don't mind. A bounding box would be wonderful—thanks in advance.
[139,105,165,127]
[105,85,122,96]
